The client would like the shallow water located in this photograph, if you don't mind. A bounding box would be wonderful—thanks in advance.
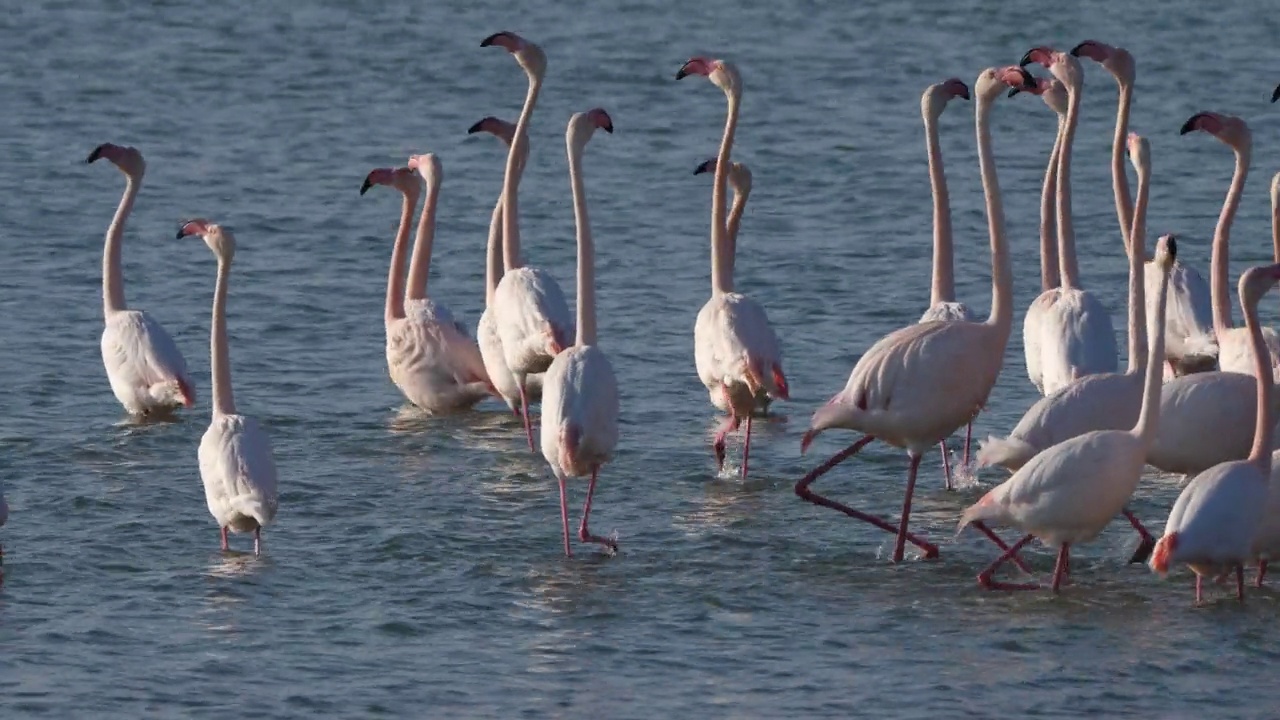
[3,0,1280,717]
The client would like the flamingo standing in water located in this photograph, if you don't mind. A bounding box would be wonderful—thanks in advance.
[796,66,1033,563]
[540,109,619,557]
[1180,112,1280,378]
[677,57,789,480]
[178,220,279,555]
[961,231,1176,591]
[1151,263,1280,604]
[87,143,195,416]
[468,116,544,415]
[483,31,574,450]
[1020,47,1119,396]
[916,78,974,488]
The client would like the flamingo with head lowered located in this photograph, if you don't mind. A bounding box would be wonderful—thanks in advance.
[178,219,279,555]
[540,108,619,557]
[677,56,789,480]
[796,66,1033,564]
[483,31,575,451]
[87,143,196,416]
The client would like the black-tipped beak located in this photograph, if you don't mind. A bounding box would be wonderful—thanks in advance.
[1179,116,1201,135]
[1272,84,1280,103]
[693,159,714,175]
[1017,67,1035,89]
[467,120,485,134]
[1019,50,1036,67]
[360,177,374,195]
[86,144,105,163]
[1008,87,1022,98]
[1069,42,1086,57]
[601,120,614,134]
[175,224,189,239]
[480,33,500,47]
[1166,235,1178,261]
[676,68,689,80]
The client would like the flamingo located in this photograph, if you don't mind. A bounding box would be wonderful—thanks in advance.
[468,116,544,414]
[178,220,279,555]
[961,232,1176,591]
[483,31,574,451]
[796,66,1033,564]
[1180,112,1280,379]
[916,78,975,488]
[540,108,619,557]
[677,57,789,480]
[1020,47,1119,396]
[1072,41,1216,378]
[1150,263,1280,605]
[87,143,196,416]
[693,157,774,419]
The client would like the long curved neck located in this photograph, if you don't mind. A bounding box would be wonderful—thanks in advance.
[485,197,504,308]
[501,73,542,272]
[405,173,440,303]
[1273,189,1280,264]
[1057,82,1083,289]
[1126,158,1150,375]
[725,187,749,281]
[1244,287,1274,465]
[210,259,236,417]
[1133,261,1168,446]
[975,95,1013,336]
[103,173,140,316]
[925,110,956,305]
[1039,118,1063,292]
[384,193,415,324]
[1211,145,1250,336]
[568,141,596,347]
[710,92,740,295]
[1111,82,1136,253]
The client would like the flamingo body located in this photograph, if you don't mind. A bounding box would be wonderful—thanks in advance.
[1146,262,1216,374]
[386,314,492,413]
[478,307,543,412]
[695,291,785,417]
[1030,288,1118,395]
[1153,459,1267,577]
[199,413,279,536]
[1249,452,1280,561]
[1217,325,1280,380]
[1147,371,1279,476]
[541,346,619,477]
[102,310,195,414]
[493,267,574,378]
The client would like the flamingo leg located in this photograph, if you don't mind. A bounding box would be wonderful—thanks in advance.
[578,467,618,554]
[254,527,262,556]
[969,521,1034,575]
[1195,574,1203,605]
[1236,563,1246,603]
[1121,507,1156,564]
[978,534,1040,591]
[1050,543,1070,594]
[891,452,924,563]
[740,415,753,479]
[795,436,939,559]
[963,420,973,467]
[1256,559,1268,588]
[939,441,954,490]
[518,382,536,452]
[713,414,740,474]
[557,474,572,558]
[219,526,229,552]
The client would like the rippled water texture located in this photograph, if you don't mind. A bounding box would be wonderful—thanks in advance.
[3,1,1280,717]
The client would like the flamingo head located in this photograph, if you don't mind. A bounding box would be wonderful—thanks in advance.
[177,218,235,262]
[975,65,1035,102]
[1238,262,1280,310]
[360,166,421,200]
[567,108,613,151]
[1071,40,1134,85]
[1008,76,1067,115]
[1021,46,1082,90]
[406,153,442,188]
[467,116,517,147]
[86,142,145,177]
[481,31,546,79]
[921,78,969,121]
[693,158,753,195]
[676,57,742,98]
[1126,132,1150,174]
[1180,111,1251,151]
[1153,234,1177,272]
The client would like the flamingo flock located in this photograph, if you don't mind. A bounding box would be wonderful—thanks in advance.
[9,33,1278,606]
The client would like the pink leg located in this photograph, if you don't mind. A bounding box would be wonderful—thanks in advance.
[963,420,974,467]
[557,475,572,558]
[1236,563,1246,603]
[713,414,740,473]
[939,441,954,491]
[740,415,753,479]
[891,452,924,563]
[1195,574,1203,605]
[578,467,618,553]
[1257,559,1269,588]
[1050,543,1070,593]
[969,521,1034,575]
[219,526,229,552]
[795,436,939,559]
[977,534,1040,591]
[518,382,536,452]
[1122,507,1156,564]
[254,527,262,556]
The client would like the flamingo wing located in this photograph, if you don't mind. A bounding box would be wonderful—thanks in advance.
[494,267,575,374]
[198,414,279,529]
[102,310,195,408]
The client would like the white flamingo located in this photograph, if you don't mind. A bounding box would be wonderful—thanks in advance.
[1072,40,1216,378]
[468,116,544,415]
[484,31,574,451]
[960,231,1176,592]
[796,66,1033,564]
[677,56,789,480]
[1150,263,1280,605]
[178,220,279,555]
[540,108,619,557]
[1020,47,1119,396]
[1180,112,1280,379]
[87,143,195,416]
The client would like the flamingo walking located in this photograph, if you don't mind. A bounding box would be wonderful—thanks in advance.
[796,66,1033,563]
[1151,263,1280,604]
[961,231,1176,591]
[677,57,789,480]
[178,220,279,555]
[87,143,195,416]
[483,31,574,451]
[540,109,619,557]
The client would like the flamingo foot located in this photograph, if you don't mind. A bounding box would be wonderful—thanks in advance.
[969,521,1034,575]
[1122,507,1156,564]
[219,526,229,552]
[578,468,617,555]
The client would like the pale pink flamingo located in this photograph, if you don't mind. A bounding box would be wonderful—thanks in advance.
[677,57,789,480]
[467,116,545,415]
[1020,48,1118,396]
[961,231,1176,591]
[916,78,975,488]
[178,220,278,555]
[483,31,574,451]
[1246,174,1280,587]
[796,66,1033,564]
[1180,112,1280,378]
[540,108,618,557]
[1072,41,1216,378]
[1151,263,1280,604]
[87,143,195,416]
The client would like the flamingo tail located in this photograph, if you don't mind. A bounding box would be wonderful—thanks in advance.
[1150,533,1178,576]
[771,364,790,401]
[177,377,196,408]
[975,435,1037,472]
